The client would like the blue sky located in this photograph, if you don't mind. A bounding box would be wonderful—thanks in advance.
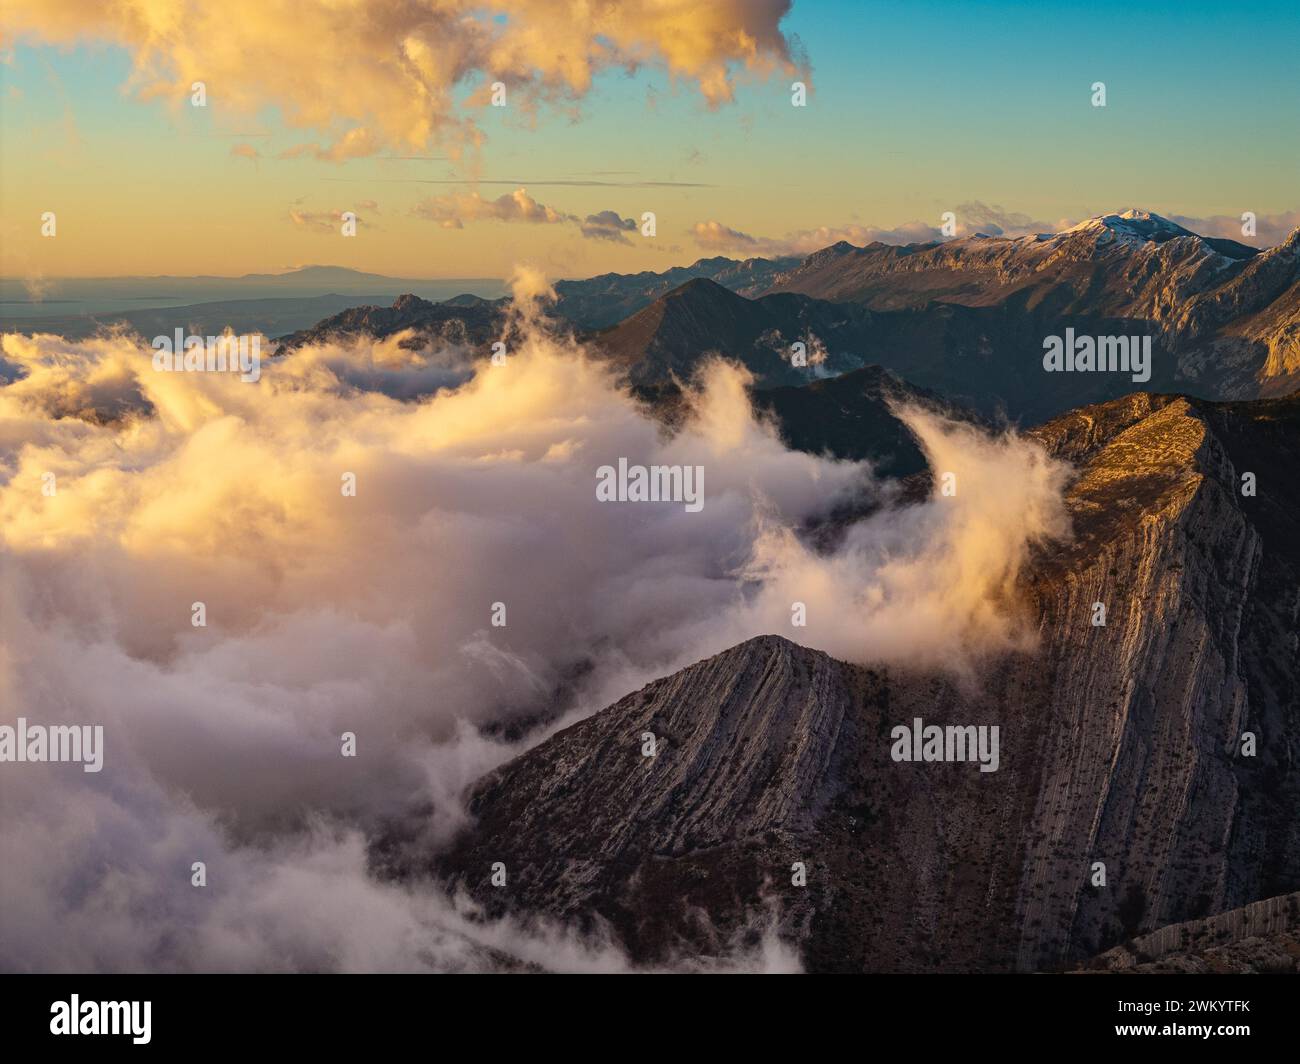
[2,0,1296,277]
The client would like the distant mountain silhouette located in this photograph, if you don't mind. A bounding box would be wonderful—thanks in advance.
[236,265,413,285]
[553,255,800,328]
[275,293,504,352]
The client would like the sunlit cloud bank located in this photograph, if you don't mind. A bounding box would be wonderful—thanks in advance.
[1168,209,1300,248]
[0,283,1067,971]
[1,0,806,158]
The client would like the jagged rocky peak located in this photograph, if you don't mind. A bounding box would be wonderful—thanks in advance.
[391,292,437,313]
[686,255,738,271]
[808,239,860,260]
[662,275,737,302]
[456,632,854,858]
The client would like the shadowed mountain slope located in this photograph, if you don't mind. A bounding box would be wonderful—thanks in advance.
[552,255,800,329]
[584,277,872,388]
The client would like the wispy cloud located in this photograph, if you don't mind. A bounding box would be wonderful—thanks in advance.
[691,220,771,254]
[20,270,55,302]
[278,129,382,163]
[287,207,370,233]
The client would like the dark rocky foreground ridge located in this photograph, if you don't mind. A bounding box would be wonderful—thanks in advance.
[429,389,1300,972]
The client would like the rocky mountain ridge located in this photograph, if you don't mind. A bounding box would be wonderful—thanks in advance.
[427,387,1300,971]
[274,292,503,353]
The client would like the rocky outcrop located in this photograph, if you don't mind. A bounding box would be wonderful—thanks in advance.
[432,390,1300,971]
[1080,891,1300,973]
[1014,398,1261,967]
[438,637,856,935]
[274,293,504,353]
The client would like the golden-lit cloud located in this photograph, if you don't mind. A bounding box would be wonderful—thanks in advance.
[2,0,805,158]
[412,187,574,229]
[412,190,642,247]
[692,219,767,252]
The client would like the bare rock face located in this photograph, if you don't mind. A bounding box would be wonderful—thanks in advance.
[435,390,1300,971]
[1078,891,1300,973]
[1015,398,1261,967]
[439,636,860,949]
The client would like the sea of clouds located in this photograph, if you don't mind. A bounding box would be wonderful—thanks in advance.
[0,272,1070,972]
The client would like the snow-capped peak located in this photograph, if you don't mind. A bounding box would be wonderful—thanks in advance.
[1060,210,1197,248]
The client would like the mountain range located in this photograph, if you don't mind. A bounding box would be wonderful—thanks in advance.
[275,209,1300,424]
